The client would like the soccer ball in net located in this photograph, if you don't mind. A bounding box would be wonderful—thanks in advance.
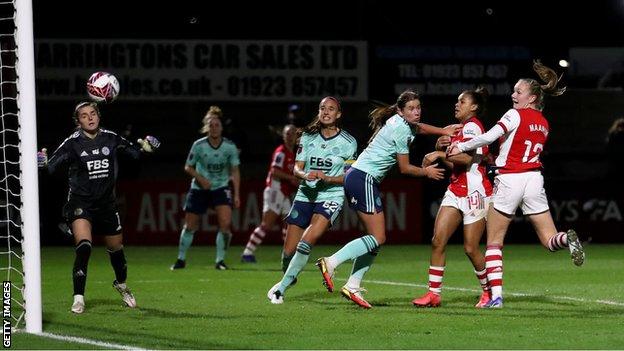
[86,71,120,103]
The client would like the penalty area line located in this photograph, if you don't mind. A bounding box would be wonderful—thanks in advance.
[361,279,624,307]
[32,331,147,350]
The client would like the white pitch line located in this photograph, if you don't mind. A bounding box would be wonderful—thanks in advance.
[46,278,624,307]
[362,278,624,307]
[35,332,146,350]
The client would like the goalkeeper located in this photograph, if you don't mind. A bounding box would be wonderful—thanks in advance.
[37,101,160,314]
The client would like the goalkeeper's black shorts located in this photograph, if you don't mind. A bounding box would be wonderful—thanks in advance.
[63,195,122,236]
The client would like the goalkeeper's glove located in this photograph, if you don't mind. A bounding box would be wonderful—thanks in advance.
[37,148,48,168]
[137,135,161,152]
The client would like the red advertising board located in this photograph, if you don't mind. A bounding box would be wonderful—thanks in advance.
[116,179,424,245]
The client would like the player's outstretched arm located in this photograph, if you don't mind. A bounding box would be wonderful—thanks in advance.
[455,124,505,153]
[43,144,72,175]
[416,123,462,136]
[397,153,444,180]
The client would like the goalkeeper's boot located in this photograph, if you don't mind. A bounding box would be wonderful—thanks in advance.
[267,282,284,304]
[340,286,371,309]
[241,254,257,263]
[71,294,85,314]
[170,259,186,270]
[315,257,334,292]
[113,280,137,308]
[215,260,228,270]
[412,291,441,307]
[566,229,585,266]
[475,290,491,308]
[484,296,503,308]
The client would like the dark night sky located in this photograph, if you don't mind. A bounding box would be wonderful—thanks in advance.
[33,0,624,47]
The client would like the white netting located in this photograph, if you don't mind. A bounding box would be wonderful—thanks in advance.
[0,0,26,328]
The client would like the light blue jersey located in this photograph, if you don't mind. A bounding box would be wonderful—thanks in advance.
[294,130,357,203]
[352,114,415,182]
[186,137,240,190]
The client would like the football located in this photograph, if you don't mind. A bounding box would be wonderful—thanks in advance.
[86,71,120,103]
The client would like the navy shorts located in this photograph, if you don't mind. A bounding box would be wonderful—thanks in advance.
[285,200,342,228]
[63,196,122,236]
[183,186,233,214]
[344,167,383,214]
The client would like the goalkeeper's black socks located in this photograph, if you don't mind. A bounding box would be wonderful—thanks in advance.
[108,247,127,283]
[73,239,92,295]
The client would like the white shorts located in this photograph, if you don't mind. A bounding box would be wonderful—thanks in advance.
[492,171,549,215]
[440,190,490,225]
[262,187,292,216]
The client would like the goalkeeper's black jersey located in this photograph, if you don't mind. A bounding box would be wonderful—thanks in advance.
[47,128,142,201]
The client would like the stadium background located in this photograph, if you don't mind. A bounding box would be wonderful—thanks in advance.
[32,0,624,246]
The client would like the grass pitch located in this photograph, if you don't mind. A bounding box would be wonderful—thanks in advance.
[10,244,624,349]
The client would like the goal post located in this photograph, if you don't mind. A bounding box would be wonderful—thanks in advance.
[15,0,42,333]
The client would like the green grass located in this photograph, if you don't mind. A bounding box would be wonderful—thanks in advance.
[10,244,624,349]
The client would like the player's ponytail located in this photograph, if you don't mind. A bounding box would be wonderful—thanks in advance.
[368,104,394,144]
[522,60,566,111]
[534,60,566,97]
[368,89,420,144]
[302,116,322,135]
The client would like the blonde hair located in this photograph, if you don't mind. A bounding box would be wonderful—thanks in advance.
[200,105,223,134]
[204,105,223,119]
[521,60,566,111]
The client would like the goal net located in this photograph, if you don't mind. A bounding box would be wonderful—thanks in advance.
[0,0,41,333]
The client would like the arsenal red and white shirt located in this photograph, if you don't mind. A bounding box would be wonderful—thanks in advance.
[448,117,492,197]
